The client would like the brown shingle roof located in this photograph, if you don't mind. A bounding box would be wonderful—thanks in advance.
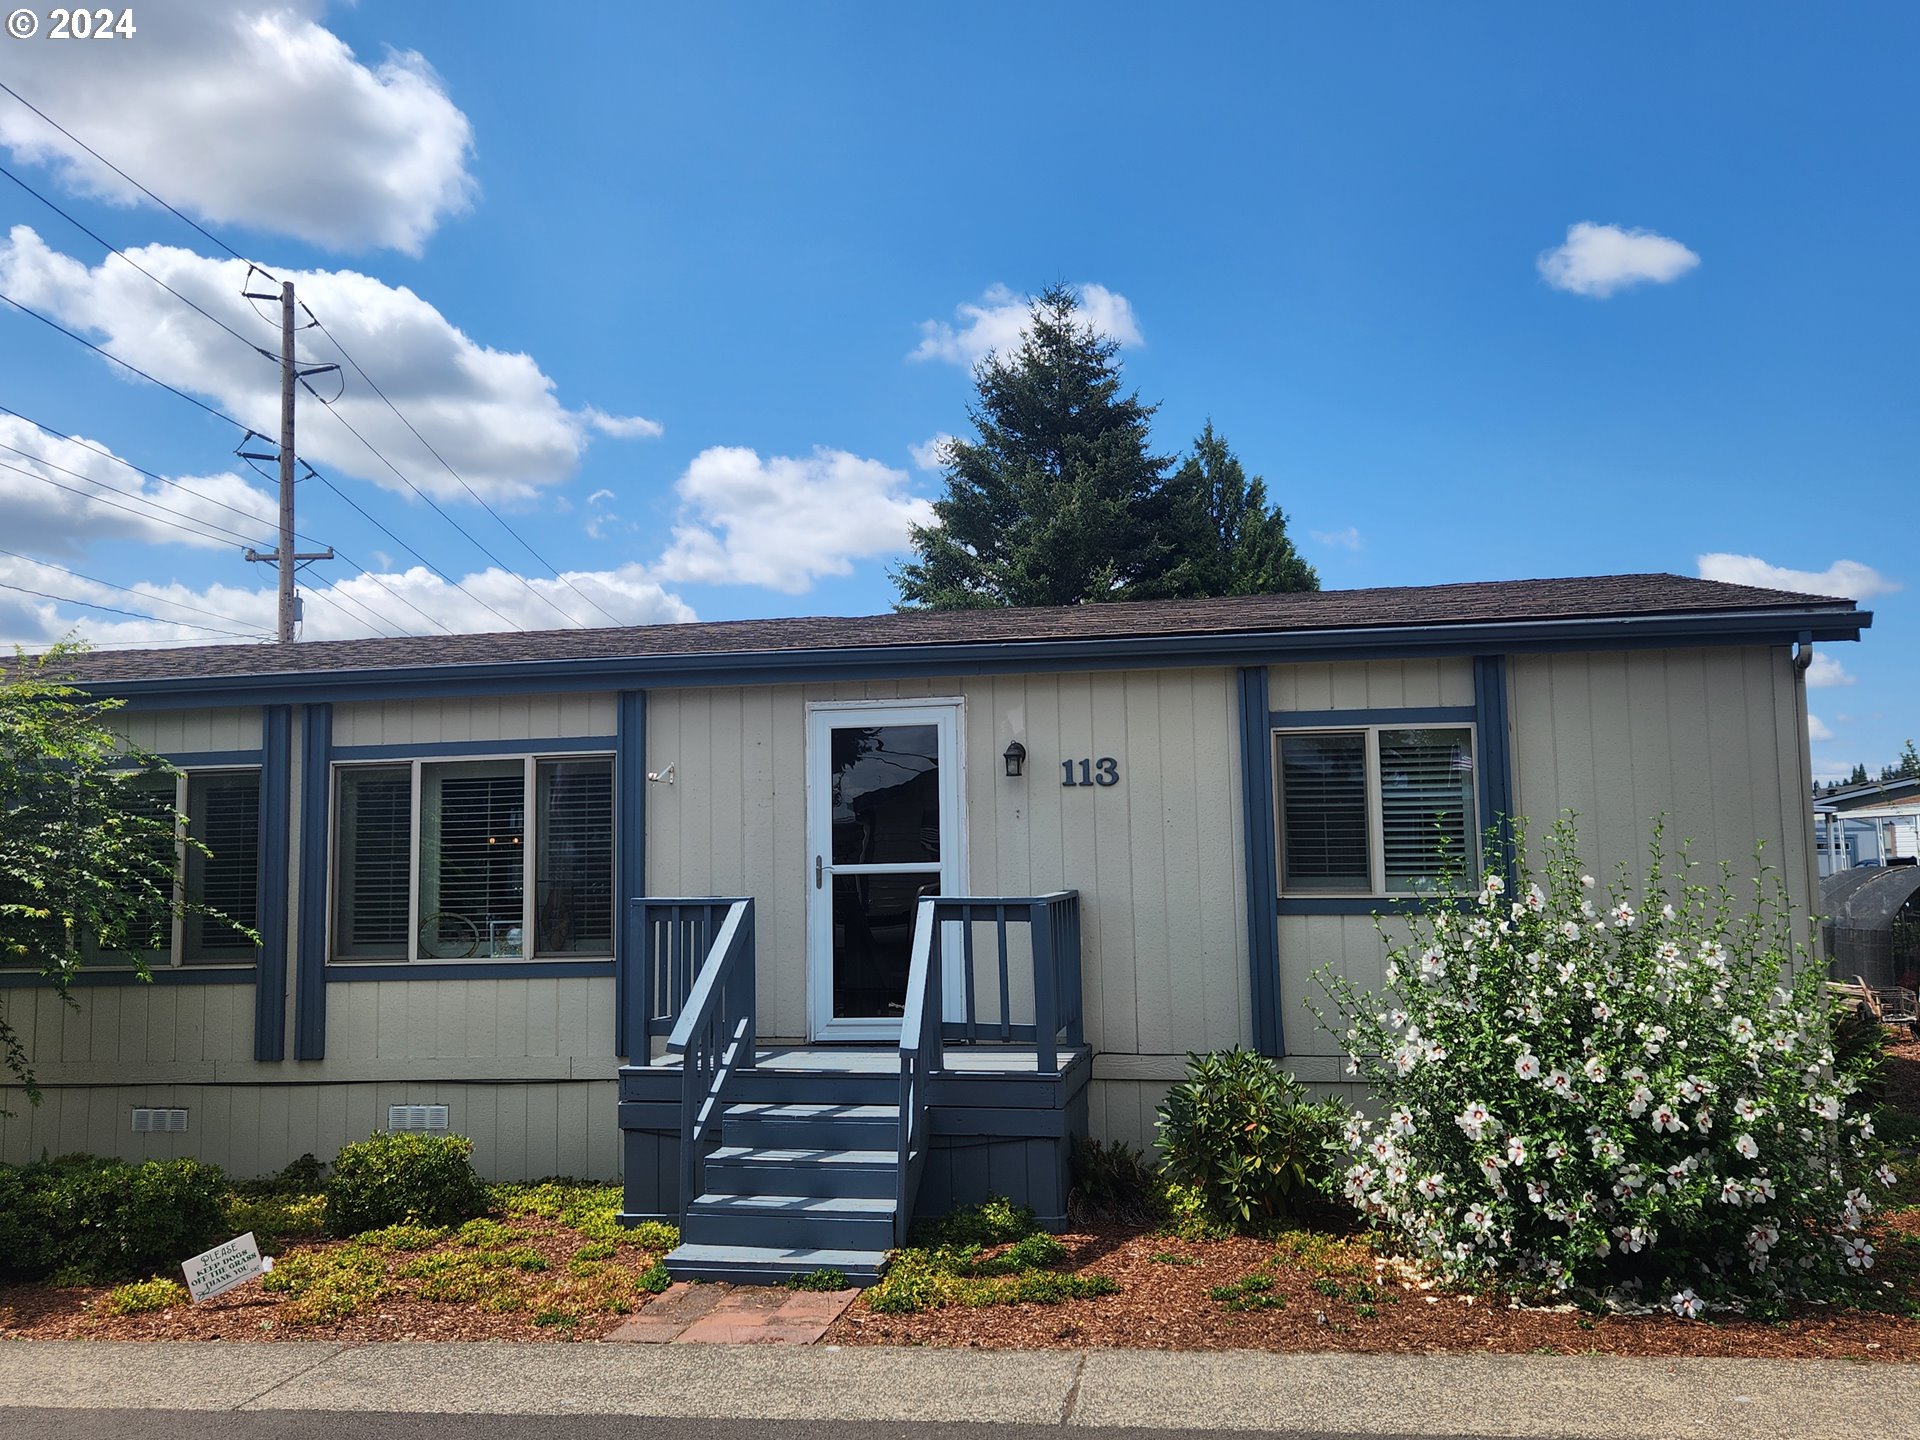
[45,572,1863,686]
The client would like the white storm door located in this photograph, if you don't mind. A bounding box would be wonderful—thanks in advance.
[806,700,965,1042]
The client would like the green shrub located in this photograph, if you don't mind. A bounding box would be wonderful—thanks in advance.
[637,1258,672,1293]
[573,1239,617,1263]
[101,1276,189,1315]
[1002,1231,1068,1270]
[223,1191,327,1246]
[1155,1050,1346,1230]
[0,1156,227,1283]
[916,1195,1036,1248]
[1319,820,1899,1316]
[357,1222,449,1251]
[324,1133,487,1237]
[625,1219,680,1251]
[455,1218,518,1249]
[1070,1136,1160,1219]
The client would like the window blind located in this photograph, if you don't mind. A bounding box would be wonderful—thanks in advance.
[535,759,613,955]
[184,772,260,959]
[336,768,411,959]
[1380,728,1476,892]
[1279,733,1370,891]
[422,764,524,957]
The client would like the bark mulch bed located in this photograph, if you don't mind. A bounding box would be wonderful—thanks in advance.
[6,1034,1918,1356]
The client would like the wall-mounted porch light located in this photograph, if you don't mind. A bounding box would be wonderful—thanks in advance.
[1003,741,1026,778]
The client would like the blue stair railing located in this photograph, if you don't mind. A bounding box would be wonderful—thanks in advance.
[657,898,756,1223]
[896,891,1081,1244]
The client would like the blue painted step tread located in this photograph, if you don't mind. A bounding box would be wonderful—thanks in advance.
[723,1102,898,1121]
[692,1193,896,1216]
[663,1242,889,1285]
[707,1146,896,1166]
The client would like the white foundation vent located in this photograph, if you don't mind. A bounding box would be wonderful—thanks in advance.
[386,1104,450,1133]
[130,1107,188,1134]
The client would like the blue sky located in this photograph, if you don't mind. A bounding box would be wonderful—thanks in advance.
[0,3,1911,778]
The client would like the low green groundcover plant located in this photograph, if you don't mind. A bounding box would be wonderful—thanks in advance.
[101,1276,189,1315]
[866,1197,1119,1314]
[1155,1048,1347,1230]
[324,1132,488,1237]
[1320,820,1896,1318]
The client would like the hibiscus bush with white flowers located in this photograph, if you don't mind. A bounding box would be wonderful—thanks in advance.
[1317,820,1893,1316]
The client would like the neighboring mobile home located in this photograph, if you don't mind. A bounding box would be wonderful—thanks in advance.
[0,573,1867,1279]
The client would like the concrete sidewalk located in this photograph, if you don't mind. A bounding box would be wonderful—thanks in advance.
[0,1341,1911,1439]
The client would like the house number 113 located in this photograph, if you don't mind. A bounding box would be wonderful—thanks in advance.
[1061,757,1119,787]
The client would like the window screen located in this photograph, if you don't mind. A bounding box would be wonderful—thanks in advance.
[1278,732,1371,892]
[419,761,525,958]
[535,759,614,955]
[1380,728,1477,893]
[183,771,260,960]
[335,767,411,959]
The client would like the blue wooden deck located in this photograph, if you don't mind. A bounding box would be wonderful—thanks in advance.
[616,894,1091,1284]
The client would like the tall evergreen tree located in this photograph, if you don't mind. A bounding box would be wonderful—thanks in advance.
[894,285,1174,609]
[1156,420,1317,597]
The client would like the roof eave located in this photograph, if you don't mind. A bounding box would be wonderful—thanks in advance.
[87,602,1871,709]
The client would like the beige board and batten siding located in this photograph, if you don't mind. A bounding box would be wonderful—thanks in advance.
[1271,647,1817,1071]
[1268,659,1474,1075]
[645,668,1252,1152]
[0,696,625,1177]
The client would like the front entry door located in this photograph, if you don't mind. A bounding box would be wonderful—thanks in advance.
[807,700,965,1042]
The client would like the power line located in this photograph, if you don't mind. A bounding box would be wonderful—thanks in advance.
[0,79,250,265]
[0,160,274,360]
[0,298,505,634]
[0,578,269,640]
[0,546,269,632]
[303,308,630,627]
[0,404,437,638]
[0,455,269,550]
[301,389,561,631]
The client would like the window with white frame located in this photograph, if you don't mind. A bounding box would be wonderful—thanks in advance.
[332,755,614,962]
[78,768,261,965]
[1275,726,1478,895]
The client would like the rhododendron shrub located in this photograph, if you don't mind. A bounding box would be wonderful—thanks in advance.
[1318,822,1892,1315]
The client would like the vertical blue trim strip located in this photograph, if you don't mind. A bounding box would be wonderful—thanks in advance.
[1237,666,1283,1057]
[294,703,332,1061]
[1473,655,1516,884]
[615,690,647,1059]
[252,706,291,1061]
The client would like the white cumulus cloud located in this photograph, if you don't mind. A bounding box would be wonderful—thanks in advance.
[1805,652,1856,688]
[1808,714,1835,743]
[0,414,277,555]
[911,283,1142,367]
[1538,222,1700,298]
[1696,553,1901,601]
[0,1,475,254]
[909,434,955,472]
[0,556,696,649]
[655,446,935,594]
[0,226,652,503]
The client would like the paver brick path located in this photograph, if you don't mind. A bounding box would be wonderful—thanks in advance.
[605,1283,857,1345]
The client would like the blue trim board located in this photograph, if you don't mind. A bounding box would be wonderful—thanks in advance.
[615,690,647,1059]
[330,736,616,762]
[1270,705,1475,729]
[0,965,255,988]
[1472,655,1517,886]
[294,703,332,1061]
[328,960,615,983]
[252,706,291,1062]
[108,605,1870,710]
[1236,667,1283,1057]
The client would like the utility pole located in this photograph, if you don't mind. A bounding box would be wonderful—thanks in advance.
[242,277,334,642]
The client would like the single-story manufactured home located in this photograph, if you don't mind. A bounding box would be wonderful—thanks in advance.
[0,573,1868,1280]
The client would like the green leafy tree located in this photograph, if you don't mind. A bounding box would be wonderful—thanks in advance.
[895,284,1175,609]
[1900,740,1920,780]
[0,645,227,1101]
[1156,421,1318,598]
[1848,763,1869,787]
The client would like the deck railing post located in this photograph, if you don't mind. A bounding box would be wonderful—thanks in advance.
[1030,899,1058,1075]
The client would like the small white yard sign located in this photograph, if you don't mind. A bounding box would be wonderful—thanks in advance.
[181,1232,270,1302]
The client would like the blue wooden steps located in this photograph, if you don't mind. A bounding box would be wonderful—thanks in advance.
[663,1097,907,1285]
